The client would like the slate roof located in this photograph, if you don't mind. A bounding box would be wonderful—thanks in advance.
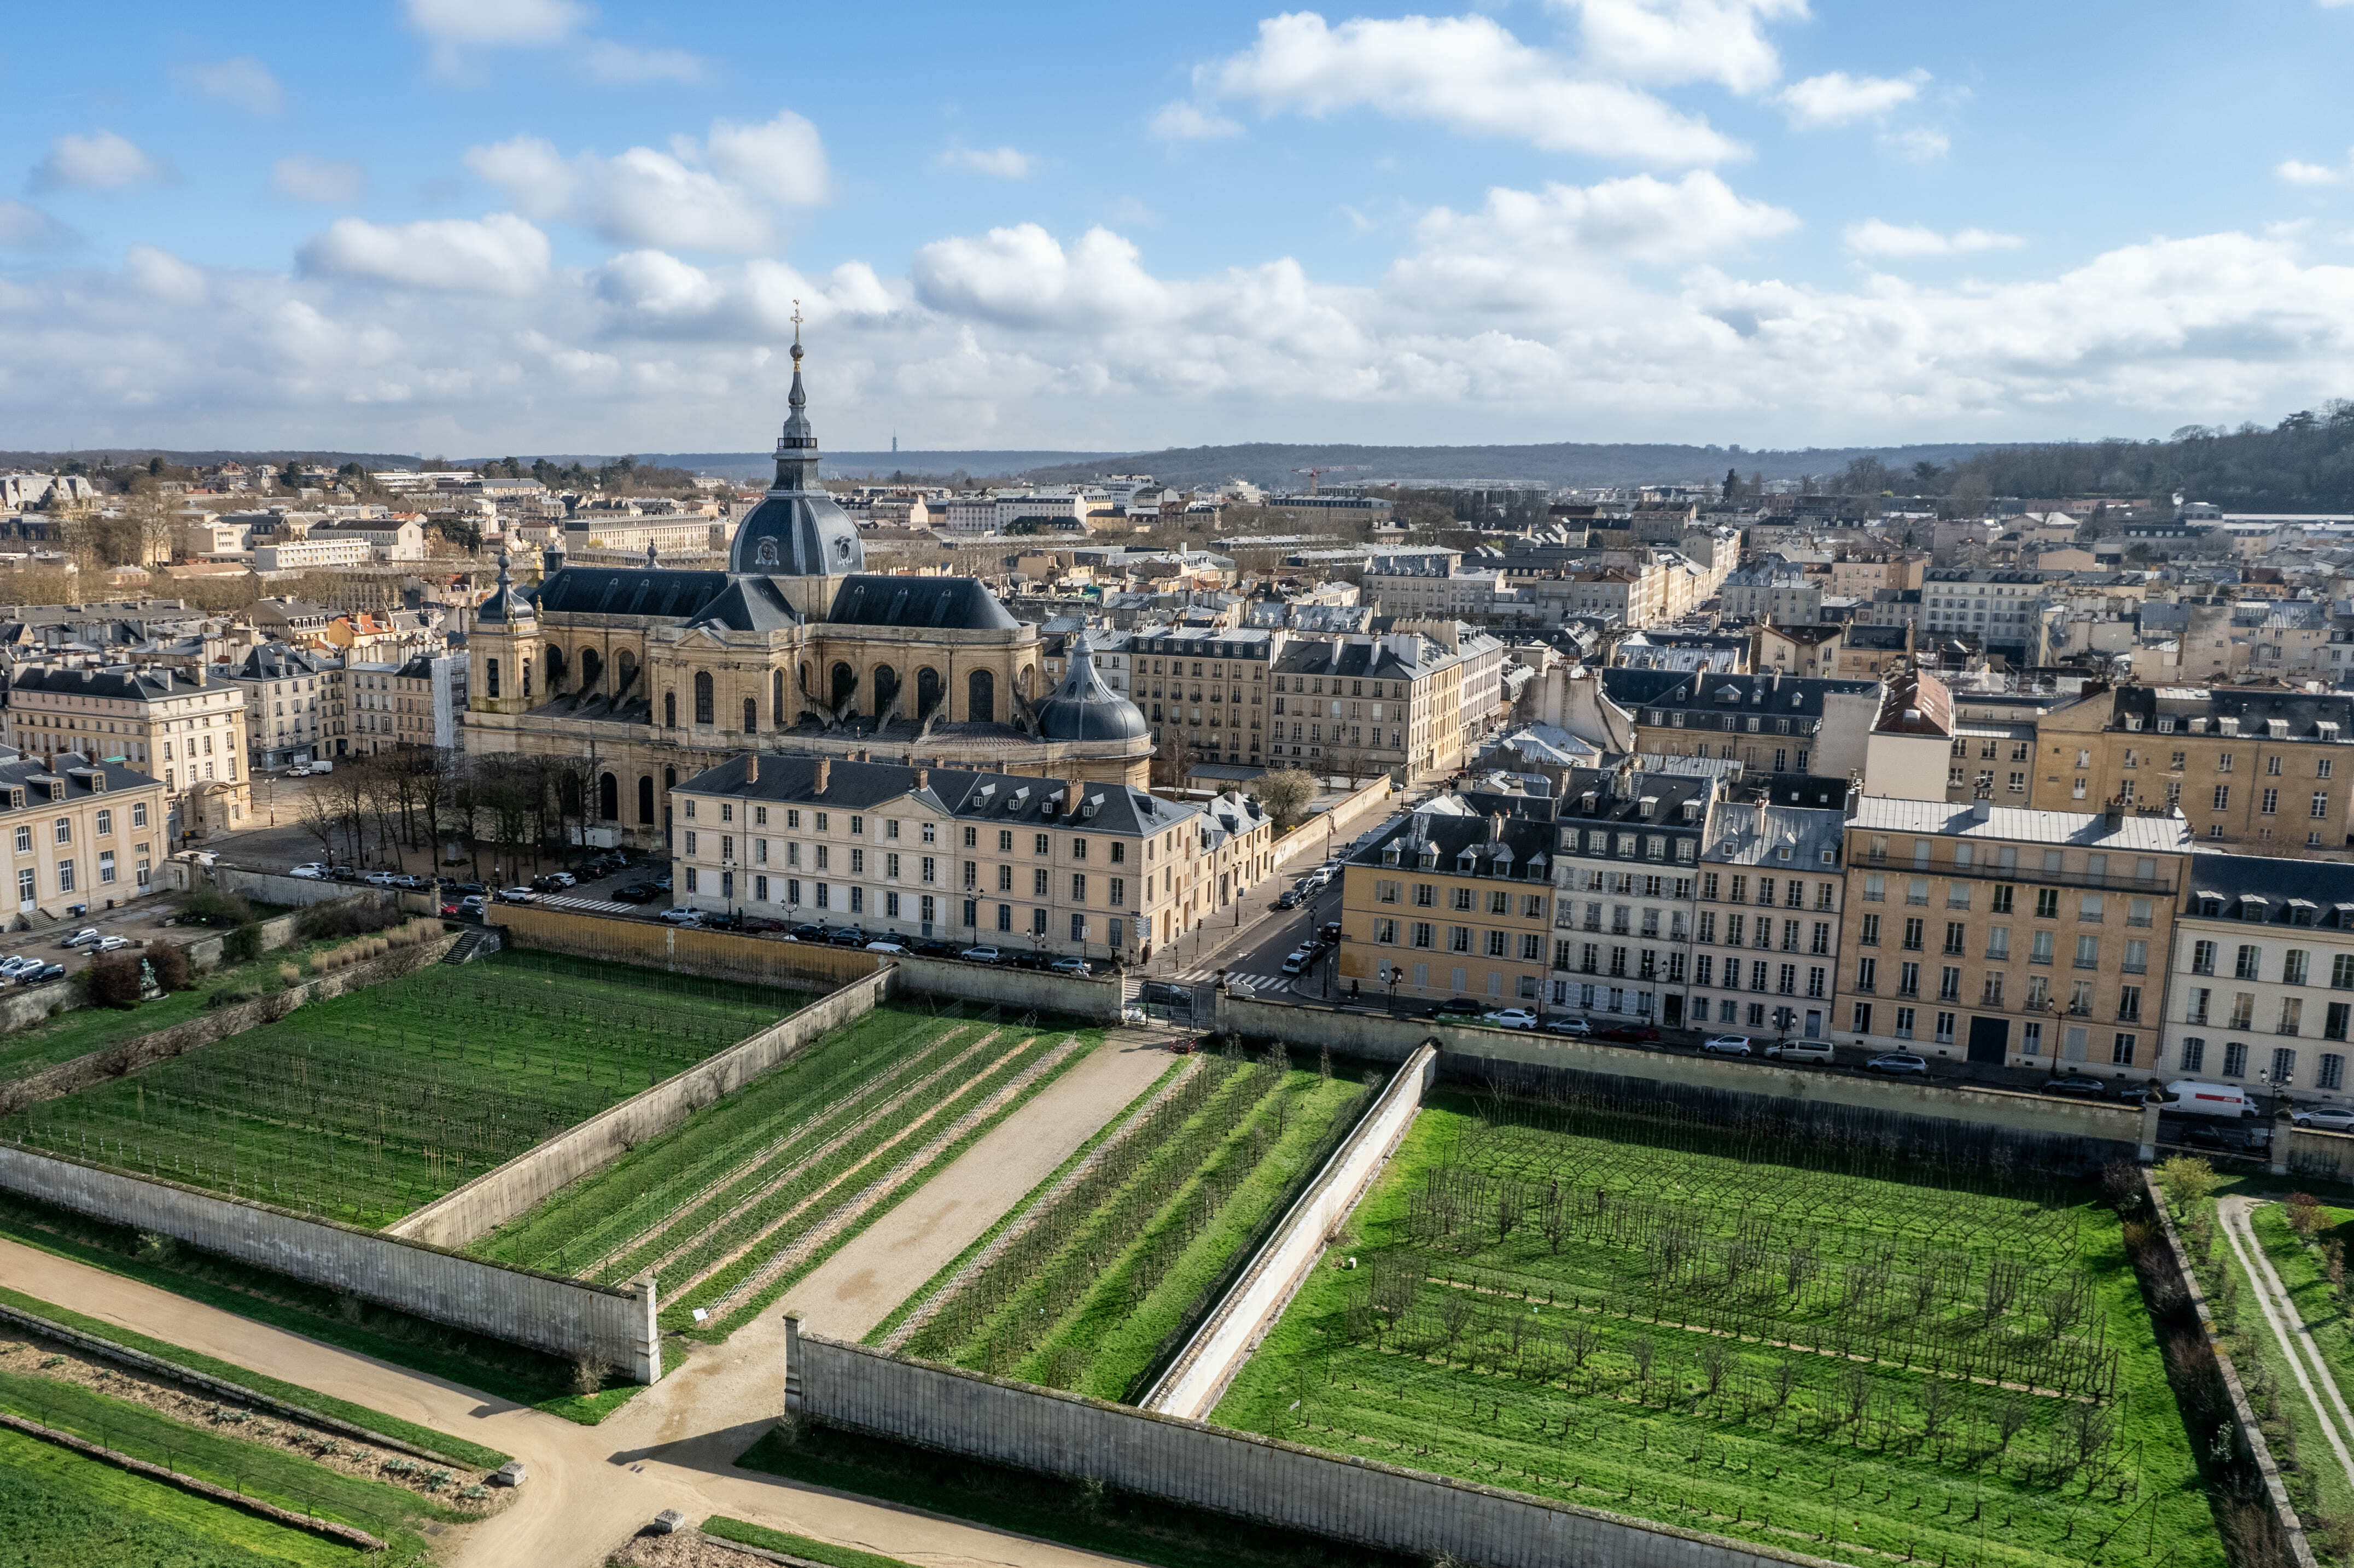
[1353,800,1557,882]
[1272,636,1432,680]
[1849,796,2193,852]
[826,575,1021,632]
[674,754,1202,840]
[2113,685,2354,738]
[2181,854,2354,930]
[9,664,229,702]
[231,642,331,681]
[0,749,162,803]
[1600,667,1878,719]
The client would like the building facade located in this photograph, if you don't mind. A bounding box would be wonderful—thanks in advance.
[1685,801,1846,1041]
[1548,765,1716,1027]
[0,751,168,914]
[2161,855,2354,1107]
[1339,794,1557,1010]
[1832,798,2191,1075]
[4,664,250,840]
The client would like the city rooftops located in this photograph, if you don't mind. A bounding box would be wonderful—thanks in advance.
[673,754,1206,840]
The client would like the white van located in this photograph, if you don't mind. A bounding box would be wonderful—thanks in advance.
[1767,1038,1837,1064]
[2163,1080,2259,1119]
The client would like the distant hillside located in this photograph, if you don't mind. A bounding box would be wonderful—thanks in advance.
[0,448,422,470]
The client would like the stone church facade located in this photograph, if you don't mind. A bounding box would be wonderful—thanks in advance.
[463,337,1153,846]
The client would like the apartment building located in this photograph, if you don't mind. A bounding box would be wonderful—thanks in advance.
[1341,795,1558,1010]
[4,664,250,838]
[1602,668,1881,780]
[1717,561,1821,625]
[0,750,167,914]
[669,755,1271,961]
[228,643,335,768]
[2163,855,2354,1106]
[1686,802,1846,1041]
[254,537,372,572]
[1753,623,1843,677]
[1829,552,1929,598]
[1130,627,1279,771]
[1268,631,1469,782]
[1548,764,1716,1027]
[2030,684,2354,856]
[1920,570,2052,662]
[347,653,469,755]
[1833,798,2192,1074]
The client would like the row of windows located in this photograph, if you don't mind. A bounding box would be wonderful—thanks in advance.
[681,802,1158,861]
[679,872,1139,949]
[11,850,135,900]
[1643,709,1816,735]
[2189,943,2354,985]
[1693,913,1833,953]
[1852,958,2141,1016]
[2177,1038,2347,1088]
[1693,957,1829,997]
[1858,878,2156,924]
[1371,882,1547,916]
[1695,873,1837,907]
[1551,941,1687,983]
[2182,989,2347,1039]
[1368,921,1545,959]
[683,843,1141,908]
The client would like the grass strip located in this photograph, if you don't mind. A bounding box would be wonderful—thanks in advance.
[700,1515,920,1568]
[862,1054,1184,1348]
[0,1282,506,1470]
[0,1365,457,1558]
[735,1423,1414,1568]
[701,1033,1103,1343]
[0,1421,362,1566]
[0,1190,600,1423]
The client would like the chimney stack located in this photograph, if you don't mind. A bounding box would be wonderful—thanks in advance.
[915,767,929,791]
[746,754,758,784]
[1070,778,1086,815]
[814,757,830,795]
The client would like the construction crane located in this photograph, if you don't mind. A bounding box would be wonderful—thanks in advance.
[1291,463,1366,496]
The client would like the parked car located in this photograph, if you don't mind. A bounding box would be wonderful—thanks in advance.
[287,766,313,778]
[1426,998,1487,1018]
[440,901,464,917]
[390,874,428,891]
[742,917,789,934]
[494,887,539,904]
[613,883,662,904]
[826,926,869,947]
[0,956,38,978]
[25,963,63,984]
[651,873,672,892]
[59,928,100,949]
[328,866,363,882]
[1140,980,1192,1008]
[458,895,488,918]
[441,880,485,897]
[93,935,130,952]
[1317,922,1342,943]
[1540,1017,1593,1037]
[1595,1023,1663,1044]
[290,862,328,879]
[911,938,959,958]
[790,923,829,942]
[659,907,703,925]
[1280,946,1316,975]
[1701,1034,1755,1057]
[959,946,1003,965]
[542,871,577,889]
[865,940,911,955]
[1048,957,1089,976]
[1764,1037,1836,1064]
[363,871,398,888]
[1865,1052,1930,1076]
[2040,1075,2110,1099]
[698,911,746,932]
[1481,1008,1540,1030]
[1008,950,1056,971]
[2294,1107,2354,1133]
[1274,890,1302,910]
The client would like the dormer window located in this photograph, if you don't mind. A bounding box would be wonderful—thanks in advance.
[1382,842,1400,865]
[2157,718,2176,733]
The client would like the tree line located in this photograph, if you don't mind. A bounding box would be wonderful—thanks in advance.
[294,748,602,882]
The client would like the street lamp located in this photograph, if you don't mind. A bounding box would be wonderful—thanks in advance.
[1386,966,1402,1018]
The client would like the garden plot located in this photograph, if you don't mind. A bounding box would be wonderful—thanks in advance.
[898,1045,1376,1402]
[1,951,803,1228]
[1211,1088,2225,1568]
[472,1002,1103,1338]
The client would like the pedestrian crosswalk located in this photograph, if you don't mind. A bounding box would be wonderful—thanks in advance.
[539,895,633,916]
[1223,972,1293,996]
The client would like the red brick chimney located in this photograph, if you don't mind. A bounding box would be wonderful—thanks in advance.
[746,754,759,784]
[814,757,830,795]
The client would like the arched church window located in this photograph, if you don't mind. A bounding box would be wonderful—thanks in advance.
[664,691,676,727]
[579,648,602,692]
[637,775,654,824]
[873,664,899,719]
[694,672,714,725]
[743,698,757,735]
[916,667,941,720]
[522,659,532,698]
[486,658,500,699]
[598,772,618,820]
[830,663,856,710]
[773,669,785,726]
[968,668,994,725]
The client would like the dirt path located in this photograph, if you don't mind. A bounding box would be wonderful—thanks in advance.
[2217,1193,2354,1490]
[0,1036,1181,1568]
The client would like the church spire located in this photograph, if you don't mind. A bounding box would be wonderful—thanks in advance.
[773,301,816,491]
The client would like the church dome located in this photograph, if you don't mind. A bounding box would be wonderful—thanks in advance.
[1035,633,1149,743]
[475,549,534,625]
[731,332,865,578]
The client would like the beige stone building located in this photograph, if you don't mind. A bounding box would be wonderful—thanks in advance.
[1269,632,1466,782]
[1833,798,2190,1074]
[0,750,168,915]
[465,340,1153,847]
[2029,684,2354,856]
[4,664,249,841]
[670,754,1271,961]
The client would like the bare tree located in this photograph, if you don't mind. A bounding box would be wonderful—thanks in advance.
[1995,1393,2031,1450]
[1437,1292,1473,1360]
[1563,1315,1596,1372]
[1698,1340,1728,1402]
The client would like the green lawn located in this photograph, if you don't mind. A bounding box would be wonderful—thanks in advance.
[902,1051,1374,1402]
[701,1515,920,1568]
[0,1283,506,1471]
[0,1422,366,1567]
[1209,1089,2224,1568]
[4,949,805,1226]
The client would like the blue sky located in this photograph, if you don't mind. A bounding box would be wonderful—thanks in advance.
[4,0,2354,456]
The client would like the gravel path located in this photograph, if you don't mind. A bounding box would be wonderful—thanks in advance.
[2217,1193,2354,1490]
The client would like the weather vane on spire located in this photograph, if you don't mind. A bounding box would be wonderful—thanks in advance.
[790,300,802,349]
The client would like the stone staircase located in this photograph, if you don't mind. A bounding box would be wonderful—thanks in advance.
[440,927,503,965]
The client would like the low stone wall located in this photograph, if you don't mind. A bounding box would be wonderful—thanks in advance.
[1272,776,1396,876]
[0,1145,660,1383]
[0,933,459,1116]
[0,913,306,1043]
[788,1323,1837,1568]
[1214,992,2142,1160]
[389,966,895,1249]
[1145,1044,1436,1419]
[488,903,882,992]
[2276,1124,2354,1182]
[173,910,302,972]
[891,953,1124,1023]
[214,866,406,913]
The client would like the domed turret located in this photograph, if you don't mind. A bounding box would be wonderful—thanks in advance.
[475,549,533,625]
[731,318,864,580]
[1035,633,1149,743]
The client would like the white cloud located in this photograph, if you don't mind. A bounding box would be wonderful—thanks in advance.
[125,246,208,305]
[403,0,586,46]
[296,212,550,295]
[1780,69,1926,127]
[2279,150,2354,186]
[172,55,284,115]
[1570,0,1805,94]
[577,39,707,84]
[0,201,72,249]
[913,225,1173,330]
[1843,219,2024,258]
[1149,101,1244,143]
[272,156,365,205]
[33,131,166,191]
[1880,127,1950,163]
[465,112,829,252]
[1198,11,1743,166]
[936,145,1035,179]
